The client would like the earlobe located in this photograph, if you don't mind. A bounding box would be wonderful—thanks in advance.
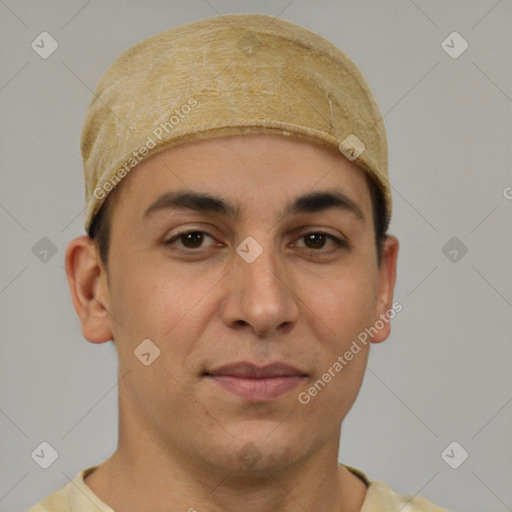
[370,235,399,344]
[64,236,113,344]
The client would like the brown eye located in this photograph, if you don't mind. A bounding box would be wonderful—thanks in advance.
[165,230,217,250]
[179,231,206,249]
[304,233,327,249]
[295,232,346,251]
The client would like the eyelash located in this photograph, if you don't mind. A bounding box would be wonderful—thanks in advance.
[164,229,347,255]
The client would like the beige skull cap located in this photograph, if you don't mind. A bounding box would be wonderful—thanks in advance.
[81,13,391,234]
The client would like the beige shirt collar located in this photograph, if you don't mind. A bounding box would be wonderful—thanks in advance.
[32,464,449,512]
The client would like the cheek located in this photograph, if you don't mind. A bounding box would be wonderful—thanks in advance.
[290,266,375,419]
[296,344,369,439]
[107,262,207,431]
[107,256,223,380]
[108,255,200,336]
[300,264,378,341]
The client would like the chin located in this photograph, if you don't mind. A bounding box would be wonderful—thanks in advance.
[206,423,312,475]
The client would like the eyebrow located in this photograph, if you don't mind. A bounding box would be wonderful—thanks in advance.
[143,189,365,222]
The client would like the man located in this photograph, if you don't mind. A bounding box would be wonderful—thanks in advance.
[28,14,449,512]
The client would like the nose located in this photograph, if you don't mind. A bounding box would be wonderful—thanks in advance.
[219,240,300,337]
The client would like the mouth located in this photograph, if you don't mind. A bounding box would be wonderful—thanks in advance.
[204,362,308,401]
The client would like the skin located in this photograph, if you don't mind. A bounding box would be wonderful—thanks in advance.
[66,133,399,512]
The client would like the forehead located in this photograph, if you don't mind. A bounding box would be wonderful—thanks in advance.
[109,134,373,224]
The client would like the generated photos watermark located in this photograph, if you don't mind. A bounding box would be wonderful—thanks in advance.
[298,301,403,405]
[93,97,198,200]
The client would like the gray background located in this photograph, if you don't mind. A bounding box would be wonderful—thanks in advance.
[1,1,511,511]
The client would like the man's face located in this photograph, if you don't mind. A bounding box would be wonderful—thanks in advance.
[99,133,396,474]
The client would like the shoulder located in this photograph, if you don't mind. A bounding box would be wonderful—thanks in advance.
[344,466,451,512]
[26,466,114,512]
[27,484,69,512]
[26,483,69,512]
[364,479,451,511]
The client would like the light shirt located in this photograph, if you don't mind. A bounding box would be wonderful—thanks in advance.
[27,465,450,511]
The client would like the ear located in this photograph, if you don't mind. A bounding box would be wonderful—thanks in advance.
[64,235,113,344]
[370,235,399,344]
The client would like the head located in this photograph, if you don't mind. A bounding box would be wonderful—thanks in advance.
[66,132,398,476]
[65,14,399,478]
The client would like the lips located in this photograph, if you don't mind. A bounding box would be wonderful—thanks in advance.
[204,362,307,401]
